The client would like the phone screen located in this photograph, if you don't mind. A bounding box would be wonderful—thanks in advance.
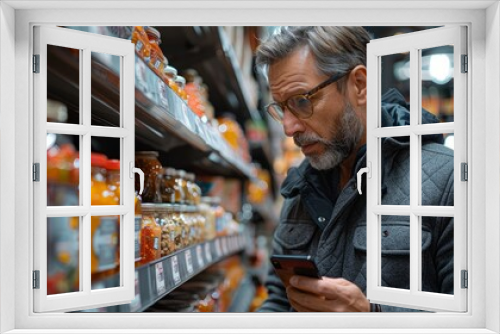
[271,255,320,287]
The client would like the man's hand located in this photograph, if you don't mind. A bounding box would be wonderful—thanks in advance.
[286,275,370,312]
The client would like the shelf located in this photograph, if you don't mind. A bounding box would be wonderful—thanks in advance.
[156,26,262,127]
[47,38,256,180]
[79,234,248,312]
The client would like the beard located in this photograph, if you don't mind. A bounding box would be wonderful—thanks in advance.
[293,101,364,170]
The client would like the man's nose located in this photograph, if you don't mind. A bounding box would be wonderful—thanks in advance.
[282,109,306,137]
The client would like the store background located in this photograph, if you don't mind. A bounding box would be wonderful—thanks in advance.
[44,25,455,313]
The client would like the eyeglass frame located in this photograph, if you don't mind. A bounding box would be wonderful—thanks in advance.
[265,69,352,122]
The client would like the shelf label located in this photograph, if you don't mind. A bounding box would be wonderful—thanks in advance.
[185,250,194,275]
[222,237,228,255]
[204,242,212,263]
[215,239,222,258]
[155,262,166,295]
[130,271,142,312]
[230,236,236,251]
[171,256,181,285]
[157,79,169,110]
[196,245,204,268]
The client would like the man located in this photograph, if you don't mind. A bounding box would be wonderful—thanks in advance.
[255,27,454,312]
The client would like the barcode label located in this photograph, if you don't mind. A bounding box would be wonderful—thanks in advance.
[171,256,181,284]
[185,251,194,275]
[155,262,166,295]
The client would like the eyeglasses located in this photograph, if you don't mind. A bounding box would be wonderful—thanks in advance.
[265,70,351,123]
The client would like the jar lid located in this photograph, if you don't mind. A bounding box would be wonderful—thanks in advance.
[174,75,186,85]
[135,151,159,157]
[141,203,158,213]
[178,170,187,178]
[163,167,176,176]
[91,153,108,168]
[145,26,161,43]
[106,159,120,171]
[185,173,195,181]
[164,65,178,77]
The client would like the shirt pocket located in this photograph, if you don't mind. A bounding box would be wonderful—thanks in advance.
[274,220,317,254]
[353,223,432,289]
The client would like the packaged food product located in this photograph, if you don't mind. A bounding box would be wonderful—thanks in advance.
[156,205,177,257]
[174,75,188,102]
[177,170,189,204]
[135,151,163,203]
[164,65,180,94]
[140,204,162,264]
[170,209,185,251]
[134,192,143,265]
[91,153,120,279]
[145,27,166,78]
[160,168,183,204]
[199,198,216,241]
[186,172,201,205]
[184,69,205,118]
[131,26,151,61]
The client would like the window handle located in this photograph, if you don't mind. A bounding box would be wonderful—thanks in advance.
[356,162,371,195]
[130,162,144,195]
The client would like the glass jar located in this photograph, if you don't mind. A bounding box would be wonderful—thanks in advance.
[140,204,162,264]
[174,75,188,102]
[156,205,177,257]
[177,170,189,204]
[170,209,185,251]
[145,27,166,78]
[200,197,216,241]
[160,167,183,204]
[131,26,151,61]
[164,65,181,94]
[135,151,163,203]
[186,172,201,205]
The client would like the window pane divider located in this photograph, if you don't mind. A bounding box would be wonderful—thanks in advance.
[89,205,129,216]
[46,122,88,135]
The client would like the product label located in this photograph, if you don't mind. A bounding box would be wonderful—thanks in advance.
[135,40,143,53]
[153,237,159,250]
[134,216,142,261]
[155,262,166,295]
[185,251,193,275]
[196,245,204,268]
[171,256,181,284]
[130,271,142,312]
[204,242,212,263]
[154,59,161,69]
[135,59,149,95]
[92,216,119,271]
[157,79,169,109]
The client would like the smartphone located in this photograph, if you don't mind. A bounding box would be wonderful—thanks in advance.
[271,254,320,287]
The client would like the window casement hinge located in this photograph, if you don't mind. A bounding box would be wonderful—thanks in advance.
[461,54,468,73]
[461,270,468,289]
[33,270,40,289]
[33,54,40,73]
[33,163,40,182]
[461,162,468,181]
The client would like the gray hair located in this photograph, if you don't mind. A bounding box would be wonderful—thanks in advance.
[256,26,371,92]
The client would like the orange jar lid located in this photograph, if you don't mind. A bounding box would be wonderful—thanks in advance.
[106,159,120,170]
[91,153,108,168]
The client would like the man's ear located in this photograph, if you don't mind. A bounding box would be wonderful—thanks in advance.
[348,65,367,107]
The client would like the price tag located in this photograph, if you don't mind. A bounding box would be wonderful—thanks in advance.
[204,242,212,263]
[196,245,204,268]
[129,271,142,312]
[230,236,236,251]
[171,256,181,284]
[222,238,228,255]
[155,262,166,295]
[215,239,222,258]
[185,250,194,275]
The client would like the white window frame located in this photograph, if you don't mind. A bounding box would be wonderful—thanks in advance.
[365,26,467,312]
[32,25,136,313]
[1,1,498,333]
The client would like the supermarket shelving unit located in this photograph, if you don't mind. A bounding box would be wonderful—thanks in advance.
[48,26,276,313]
